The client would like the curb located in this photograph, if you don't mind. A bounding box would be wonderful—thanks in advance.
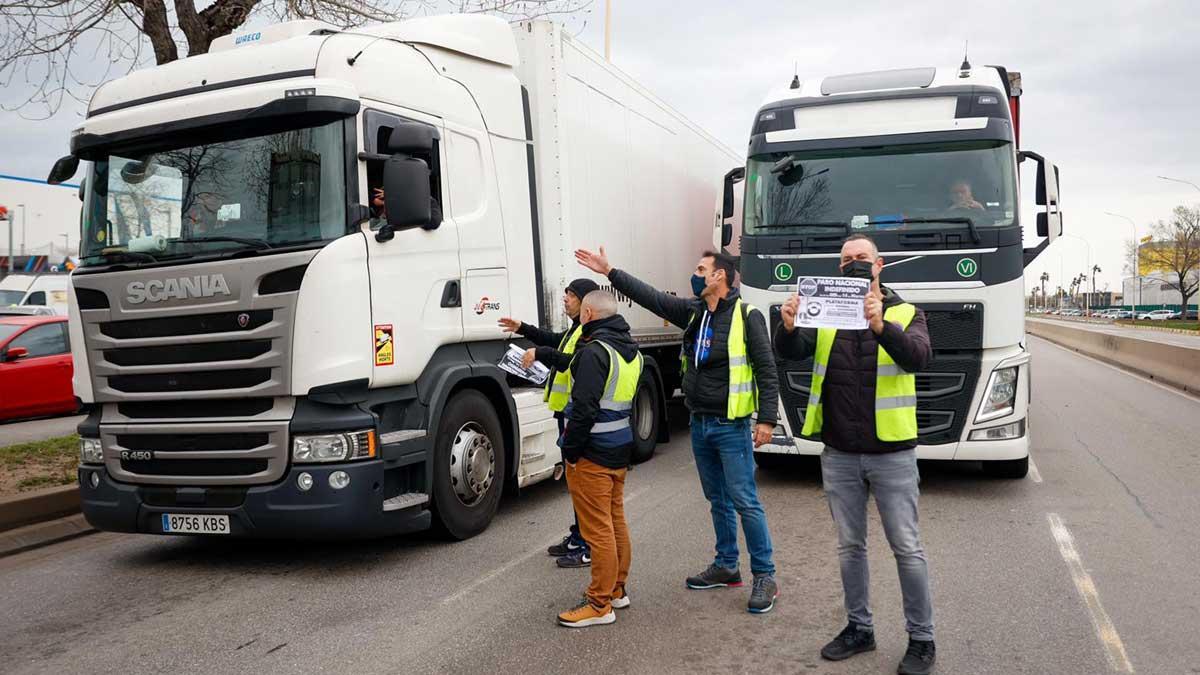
[0,513,95,559]
[0,484,81,532]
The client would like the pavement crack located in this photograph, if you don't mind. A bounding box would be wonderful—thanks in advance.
[266,643,288,655]
[235,639,257,651]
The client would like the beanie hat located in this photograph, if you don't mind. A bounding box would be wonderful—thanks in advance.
[566,278,601,300]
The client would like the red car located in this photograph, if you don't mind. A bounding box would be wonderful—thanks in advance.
[0,315,77,421]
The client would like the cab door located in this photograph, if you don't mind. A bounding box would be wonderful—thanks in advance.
[361,106,463,387]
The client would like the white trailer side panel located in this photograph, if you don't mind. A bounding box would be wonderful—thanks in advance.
[514,22,743,338]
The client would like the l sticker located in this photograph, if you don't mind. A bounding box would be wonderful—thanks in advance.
[374,324,394,366]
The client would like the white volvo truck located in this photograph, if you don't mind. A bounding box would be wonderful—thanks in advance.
[49,16,740,539]
[718,65,1061,478]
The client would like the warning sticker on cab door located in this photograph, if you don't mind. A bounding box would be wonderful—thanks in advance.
[374,324,394,366]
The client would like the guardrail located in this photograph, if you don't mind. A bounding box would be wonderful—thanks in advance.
[1027,319,1200,395]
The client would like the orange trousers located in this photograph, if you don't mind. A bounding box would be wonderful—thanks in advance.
[566,458,631,611]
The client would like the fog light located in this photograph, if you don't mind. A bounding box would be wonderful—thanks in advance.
[297,472,314,491]
[89,472,100,489]
[969,419,1026,441]
[329,471,351,490]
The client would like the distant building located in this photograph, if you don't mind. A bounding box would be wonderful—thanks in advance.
[1122,271,1200,311]
[0,174,82,272]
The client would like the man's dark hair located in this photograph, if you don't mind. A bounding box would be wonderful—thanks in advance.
[702,250,739,286]
[842,233,879,256]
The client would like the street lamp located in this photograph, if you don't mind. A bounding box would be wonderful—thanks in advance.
[1061,234,1093,315]
[1104,211,1141,316]
[1157,175,1200,193]
[17,204,26,257]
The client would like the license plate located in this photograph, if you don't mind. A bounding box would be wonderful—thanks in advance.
[161,513,230,535]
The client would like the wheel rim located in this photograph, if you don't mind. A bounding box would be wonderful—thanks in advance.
[449,422,495,506]
[634,386,654,441]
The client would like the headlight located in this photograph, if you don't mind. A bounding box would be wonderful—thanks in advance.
[968,419,1025,441]
[292,430,375,464]
[79,438,104,464]
[976,366,1018,422]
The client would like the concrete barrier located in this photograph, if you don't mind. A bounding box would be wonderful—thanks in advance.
[1027,319,1200,395]
[0,484,80,532]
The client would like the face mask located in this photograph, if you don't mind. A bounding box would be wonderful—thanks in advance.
[841,259,875,280]
[691,274,708,297]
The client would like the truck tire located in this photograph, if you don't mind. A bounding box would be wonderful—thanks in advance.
[629,372,660,465]
[431,390,507,540]
[981,455,1029,479]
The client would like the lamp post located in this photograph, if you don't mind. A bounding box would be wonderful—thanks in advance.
[1157,175,1200,193]
[1104,211,1141,316]
[1061,234,1092,315]
[18,204,26,257]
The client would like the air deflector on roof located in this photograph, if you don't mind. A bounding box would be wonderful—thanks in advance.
[821,67,936,95]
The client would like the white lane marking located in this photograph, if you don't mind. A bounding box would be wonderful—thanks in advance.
[1028,458,1043,483]
[1030,335,1200,405]
[441,483,653,606]
[1046,513,1134,673]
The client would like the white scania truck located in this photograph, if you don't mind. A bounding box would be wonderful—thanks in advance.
[50,16,740,539]
[719,65,1062,478]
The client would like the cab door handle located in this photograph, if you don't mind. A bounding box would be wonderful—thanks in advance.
[440,280,461,308]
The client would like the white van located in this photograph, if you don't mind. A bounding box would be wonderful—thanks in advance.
[0,274,70,314]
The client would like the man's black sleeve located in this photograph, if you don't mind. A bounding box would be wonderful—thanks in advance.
[560,344,609,462]
[517,322,565,348]
[773,321,819,361]
[744,308,779,425]
[876,308,932,373]
[608,269,693,329]
[534,346,574,372]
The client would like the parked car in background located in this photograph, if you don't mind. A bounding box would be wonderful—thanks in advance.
[0,274,70,315]
[0,315,76,421]
[0,306,58,317]
[1138,310,1179,321]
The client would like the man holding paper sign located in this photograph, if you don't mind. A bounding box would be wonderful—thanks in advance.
[775,234,936,675]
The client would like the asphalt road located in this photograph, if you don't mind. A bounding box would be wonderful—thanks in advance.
[0,413,84,446]
[1030,316,1200,349]
[2,337,1198,674]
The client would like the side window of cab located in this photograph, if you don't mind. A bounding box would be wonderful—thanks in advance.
[363,110,443,229]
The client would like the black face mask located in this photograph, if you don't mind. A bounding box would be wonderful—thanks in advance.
[841,259,875,280]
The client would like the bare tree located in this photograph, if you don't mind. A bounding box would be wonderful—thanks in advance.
[1142,205,1200,319]
[1,0,591,117]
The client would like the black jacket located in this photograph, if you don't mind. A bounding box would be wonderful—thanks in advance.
[608,269,779,424]
[773,286,932,454]
[560,314,641,468]
[517,320,577,381]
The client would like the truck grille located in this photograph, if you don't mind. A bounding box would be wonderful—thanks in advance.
[108,369,273,393]
[121,459,269,477]
[101,421,289,486]
[99,310,273,339]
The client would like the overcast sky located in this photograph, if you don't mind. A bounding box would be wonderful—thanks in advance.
[2,0,1197,292]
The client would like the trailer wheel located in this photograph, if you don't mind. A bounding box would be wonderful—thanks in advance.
[431,390,506,540]
[629,372,660,465]
[981,455,1029,479]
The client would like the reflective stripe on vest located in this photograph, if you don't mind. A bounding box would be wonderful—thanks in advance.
[545,324,583,412]
[800,303,919,442]
[564,341,644,449]
[679,299,759,420]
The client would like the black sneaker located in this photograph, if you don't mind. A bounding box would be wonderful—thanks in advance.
[556,548,591,568]
[747,574,778,614]
[685,564,743,589]
[547,534,585,557]
[820,622,877,661]
[898,639,936,675]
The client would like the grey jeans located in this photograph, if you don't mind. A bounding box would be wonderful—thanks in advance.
[821,447,934,641]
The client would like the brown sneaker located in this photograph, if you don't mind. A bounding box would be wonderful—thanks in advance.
[611,585,630,609]
[557,600,615,627]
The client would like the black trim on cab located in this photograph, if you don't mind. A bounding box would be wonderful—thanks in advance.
[87,69,318,118]
[748,117,1013,156]
[520,85,547,327]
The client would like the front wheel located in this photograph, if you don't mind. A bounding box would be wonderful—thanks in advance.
[431,390,507,540]
[629,372,661,465]
[981,455,1029,479]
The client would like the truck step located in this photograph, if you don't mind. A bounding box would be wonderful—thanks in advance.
[382,493,429,512]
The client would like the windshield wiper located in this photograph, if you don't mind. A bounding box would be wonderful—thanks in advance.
[865,217,980,244]
[173,236,273,249]
[755,221,851,235]
[82,251,159,265]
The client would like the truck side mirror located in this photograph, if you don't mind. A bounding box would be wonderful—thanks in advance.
[378,155,431,242]
[722,166,745,219]
[48,155,80,185]
[387,122,438,155]
[1020,150,1062,241]
[721,222,733,247]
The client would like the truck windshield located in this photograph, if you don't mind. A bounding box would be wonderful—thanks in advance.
[80,121,347,267]
[743,140,1016,236]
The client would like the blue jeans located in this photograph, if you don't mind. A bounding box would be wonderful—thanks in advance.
[690,414,775,576]
[821,447,934,641]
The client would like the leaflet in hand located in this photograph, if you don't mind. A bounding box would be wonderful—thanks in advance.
[498,343,551,384]
[795,276,870,330]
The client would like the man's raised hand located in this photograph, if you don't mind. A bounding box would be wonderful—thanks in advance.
[780,295,800,332]
[574,246,612,276]
[497,317,521,333]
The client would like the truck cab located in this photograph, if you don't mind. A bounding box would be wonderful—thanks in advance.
[730,65,1062,477]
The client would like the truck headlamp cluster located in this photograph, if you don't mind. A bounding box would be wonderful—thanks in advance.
[976,367,1018,423]
[292,430,376,464]
[79,438,104,465]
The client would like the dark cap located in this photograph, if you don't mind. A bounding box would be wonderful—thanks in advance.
[566,278,601,300]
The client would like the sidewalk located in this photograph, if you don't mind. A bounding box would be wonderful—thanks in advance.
[0,414,84,445]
